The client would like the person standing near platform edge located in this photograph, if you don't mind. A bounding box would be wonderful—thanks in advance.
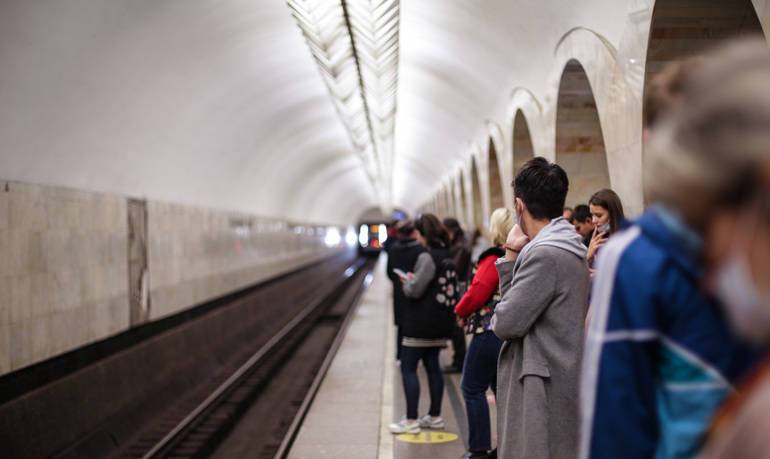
[444,217,471,373]
[492,158,589,459]
[389,214,456,435]
[455,208,514,459]
[386,220,424,361]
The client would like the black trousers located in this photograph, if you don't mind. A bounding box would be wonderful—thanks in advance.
[450,324,466,367]
[396,326,403,360]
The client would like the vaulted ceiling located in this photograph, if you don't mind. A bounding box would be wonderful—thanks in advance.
[0,0,634,223]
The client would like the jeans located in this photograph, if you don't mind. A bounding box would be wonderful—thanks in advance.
[400,346,444,420]
[461,330,502,452]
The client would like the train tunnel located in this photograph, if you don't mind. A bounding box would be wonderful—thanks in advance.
[1,1,770,458]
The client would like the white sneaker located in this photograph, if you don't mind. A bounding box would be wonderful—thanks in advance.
[389,418,420,434]
[418,415,445,429]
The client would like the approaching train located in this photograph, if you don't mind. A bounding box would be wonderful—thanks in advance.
[357,221,390,256]
[355,209,407,256]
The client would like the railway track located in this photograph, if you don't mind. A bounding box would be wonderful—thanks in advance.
[119,257,374,459]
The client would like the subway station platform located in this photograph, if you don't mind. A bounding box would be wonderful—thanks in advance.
[288,258,496,459]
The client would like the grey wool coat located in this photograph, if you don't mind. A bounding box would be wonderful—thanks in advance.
[492,218,590,459]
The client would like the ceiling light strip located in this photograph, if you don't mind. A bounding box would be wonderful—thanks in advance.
[345,0,399,209]
[288,0,399,210]
[287,0,379,185]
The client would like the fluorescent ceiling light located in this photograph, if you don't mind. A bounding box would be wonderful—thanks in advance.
[288,0,399,211]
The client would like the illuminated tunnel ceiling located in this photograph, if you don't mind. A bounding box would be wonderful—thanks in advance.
[0,0,637,223]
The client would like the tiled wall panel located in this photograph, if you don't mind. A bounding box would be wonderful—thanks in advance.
[146,201,340,320]
[0,181,344,376]
[0,181,129,374]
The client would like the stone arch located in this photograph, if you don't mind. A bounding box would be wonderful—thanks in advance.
[555,59,611,207]
[643,0,766,129]
[487,136,505,212]
[547,28,641,215]
[512,109,535,178]
[469,156,484,230]
[452,170,465,223]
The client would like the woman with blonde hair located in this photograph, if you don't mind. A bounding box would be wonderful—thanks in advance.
[454,208,513,459]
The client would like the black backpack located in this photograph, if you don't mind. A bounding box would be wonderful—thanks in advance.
[431,253,459,311]
[426,249,459,338]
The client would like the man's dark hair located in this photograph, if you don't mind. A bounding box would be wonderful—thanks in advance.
[512,157,569,220]
[573,204,591,222]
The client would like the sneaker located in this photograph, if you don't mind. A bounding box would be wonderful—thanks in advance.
[389,418,420,434]
[442,364,462,374]
[418,414,445,429]
[461,452,491,459]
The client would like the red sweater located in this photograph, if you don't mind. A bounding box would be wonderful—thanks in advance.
[454,253,499,318]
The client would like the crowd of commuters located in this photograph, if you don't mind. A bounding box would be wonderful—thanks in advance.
[384,38,770,459]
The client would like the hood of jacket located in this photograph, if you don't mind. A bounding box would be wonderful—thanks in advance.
[519,216,587,262]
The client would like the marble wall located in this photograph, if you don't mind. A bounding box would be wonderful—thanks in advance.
[0,181,129,375]
[0,181,344,376]
[147,201,341,320]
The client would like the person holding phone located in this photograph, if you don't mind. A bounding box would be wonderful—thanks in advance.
[586,189,625,268]
[386,220,424,361]
[389,214,455,435]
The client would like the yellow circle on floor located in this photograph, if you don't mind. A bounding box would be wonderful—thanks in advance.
[396,431,459,444]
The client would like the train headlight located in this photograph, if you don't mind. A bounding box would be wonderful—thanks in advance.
[359,225,369,247]
[378,226,387,245]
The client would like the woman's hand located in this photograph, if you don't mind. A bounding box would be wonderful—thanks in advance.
[504,224,529,261]
[587,227,608,263]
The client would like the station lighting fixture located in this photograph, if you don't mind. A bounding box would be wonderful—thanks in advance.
[358,224,369,247]
[287,0,399,211]
[345,226,359,247]
[324,227,342,247]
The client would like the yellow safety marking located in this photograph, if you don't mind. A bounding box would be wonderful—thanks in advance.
[396,431,459,444]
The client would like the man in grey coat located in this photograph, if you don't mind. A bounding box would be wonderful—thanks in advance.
[492,157,590,459]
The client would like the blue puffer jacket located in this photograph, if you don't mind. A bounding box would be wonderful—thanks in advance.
[579,206,759,459]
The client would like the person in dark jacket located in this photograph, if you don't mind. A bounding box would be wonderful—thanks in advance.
[455,208,514,459]
[389,213,455,435]
[572,204,594,247]
[386,220,424,361]
[443,217,471,372]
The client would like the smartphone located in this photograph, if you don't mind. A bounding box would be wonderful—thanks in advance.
[597,223,610,235]
[393,268,408,279]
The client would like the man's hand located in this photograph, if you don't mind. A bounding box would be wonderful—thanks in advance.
[504,224,529,261]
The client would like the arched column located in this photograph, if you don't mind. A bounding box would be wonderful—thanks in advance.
[546,28,642,215]
[555,59,611,207]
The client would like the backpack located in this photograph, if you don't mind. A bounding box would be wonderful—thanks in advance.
[401,247,458,340]
[428,249,459,338]
[432,254,460,311]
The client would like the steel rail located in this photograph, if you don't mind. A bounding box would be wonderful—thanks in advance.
[273,269,375,459]
[141,258,368,459]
